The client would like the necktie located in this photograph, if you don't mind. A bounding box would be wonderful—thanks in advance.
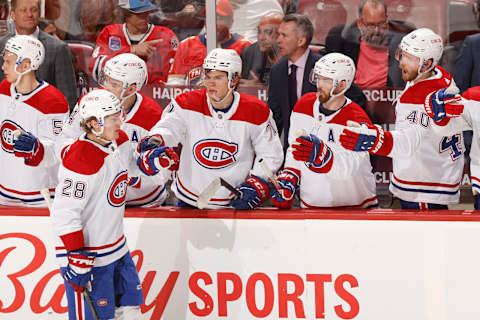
[288,64,298,110]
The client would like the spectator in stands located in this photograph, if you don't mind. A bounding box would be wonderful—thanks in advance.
[268,13,366,149]
[89,0,179,85]
[0,0,77,110]
[167,0,251,86]
[454,33,480,93]
[229,0,283,43]
[240,11,283,85]
[81,0,118,43]
[325,0,413,89]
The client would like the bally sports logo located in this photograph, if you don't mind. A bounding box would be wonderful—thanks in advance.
[1,120,24,153]
[107,170,128,207]
[193,139,238,169]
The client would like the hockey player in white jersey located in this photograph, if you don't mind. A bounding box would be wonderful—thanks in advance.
[51,89,175,319]
[340,28,468,209]
[140,48,283,209]
[0,35,69,206]
[59,53,174,206]
[270,53,377,209]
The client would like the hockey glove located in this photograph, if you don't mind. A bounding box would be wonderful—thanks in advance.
[425,85,464,123]
[137,146,179,175]
[292,134,333,173]
[13,131,45,166]
[271,168,300,209]
[137,134,165,153]
[62,250,96,293]
[230,175,271,210]
[340,121,393,156]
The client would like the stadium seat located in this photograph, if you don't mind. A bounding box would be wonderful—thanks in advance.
[67,41,95,80]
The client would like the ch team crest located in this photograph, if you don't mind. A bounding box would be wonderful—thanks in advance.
[193,139,238,169]
[1,120,24,153]
[107,171,128,207]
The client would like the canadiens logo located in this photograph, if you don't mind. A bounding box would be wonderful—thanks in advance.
[193,139,238,169]
[1,120,24,153]
[97,299,108,307]
[107,170,128,207]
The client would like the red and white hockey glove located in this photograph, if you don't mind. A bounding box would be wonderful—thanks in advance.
[425,82,464,124]
[271,168,300,209]
[137,146,179,175]
[13,131,44,166]
[292,134,333,173]
[340,121,393,156]
[62,250,96,293]
[230,175,272,210]
[137,134,165,153]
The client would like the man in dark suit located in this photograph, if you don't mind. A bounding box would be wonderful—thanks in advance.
[325,0,414,89]
[454,33,480,93]
[268,13,366,148]
[0,0,77,110]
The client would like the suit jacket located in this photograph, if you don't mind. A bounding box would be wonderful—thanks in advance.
[267,50,366,147]
[0,29,77,110]
[453,33,480,93]
[325,20,410,88]
[241,42,273,84]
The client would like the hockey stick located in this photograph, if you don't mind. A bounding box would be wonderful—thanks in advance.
[197,177,241,209]
[39,189,100,320]
[258,158,287,200]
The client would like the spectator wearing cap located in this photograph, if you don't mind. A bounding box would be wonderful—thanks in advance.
[89,0,179,84]
[240,11,283,85]
[0,0,77,110]
[167,0,251,86]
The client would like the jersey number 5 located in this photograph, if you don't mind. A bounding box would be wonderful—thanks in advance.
[439,134,463,161]
[62,178,86,199]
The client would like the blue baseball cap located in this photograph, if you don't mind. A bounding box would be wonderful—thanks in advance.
[118,0,158,13]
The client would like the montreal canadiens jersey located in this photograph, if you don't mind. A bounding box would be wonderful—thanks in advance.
[286,93,377,208]
[52,132,132,267]
[150,89,283,208]
[388,67,470,204]
[168,34,251,85]
[0,79,69,206]
[459,87,480,196]
[58,92,169,207]
[90,23,179,84]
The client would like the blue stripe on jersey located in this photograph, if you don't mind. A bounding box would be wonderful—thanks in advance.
[56,239,127,259]
[472,183,480,191]
[391,181,459,195]
[0,190,45,203]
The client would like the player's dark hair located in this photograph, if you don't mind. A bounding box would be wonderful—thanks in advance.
[282,13,314,47]
[80,116,97,133]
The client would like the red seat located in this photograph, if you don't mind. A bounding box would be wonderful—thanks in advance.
[67,42,94,78]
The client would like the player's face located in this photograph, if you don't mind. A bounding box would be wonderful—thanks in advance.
[125,11,150,34]
[103,76,124,100]
[101,111,123,141]
[11,0,40,35]
[2,51,20,83]
[316,75,333,103]
[277,21,303,58]
[204,70,230,101]
[398,50,420,82]
[258,23,279,53]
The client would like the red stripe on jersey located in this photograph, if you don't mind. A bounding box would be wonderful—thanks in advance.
[175,89,212,117]
[116,130,129,146]
[57,235,125,251]
[230,94,270,125]
[177,176,231,201]
[0,184,54,195]
[463,87,480,101]
[301,195,378,209]
[399,66,453,104]
[62,140,108,175]
[393,175,461,188]
[471,176,480,183]
[127,185,162,202]
[127,94,163,131]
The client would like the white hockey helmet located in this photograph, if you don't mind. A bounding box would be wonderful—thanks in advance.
[397,28,443,73]
[4,35,45,71]
[203,48,242,82]
[79,89,122,135]
[313,53,356,98]
[101,53,148,92]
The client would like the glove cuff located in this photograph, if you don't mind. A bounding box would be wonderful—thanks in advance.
[24,141,44,167]
[60,230,85,252]
[246,175,270,202]
[370,125,393,156]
